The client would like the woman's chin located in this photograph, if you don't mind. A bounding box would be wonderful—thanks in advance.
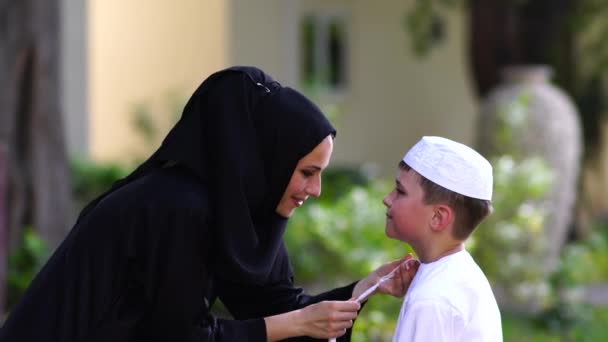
[276,207,295,218]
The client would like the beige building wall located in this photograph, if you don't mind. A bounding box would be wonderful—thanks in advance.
[228,0,294,83]
[87,0,229,162]
[229,0,478,178]
[339,0,478,178]
[84,0,477,178]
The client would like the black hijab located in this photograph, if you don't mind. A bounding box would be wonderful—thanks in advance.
[77,66,336,285]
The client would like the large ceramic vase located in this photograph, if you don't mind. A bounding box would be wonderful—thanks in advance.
[478,65,582,298]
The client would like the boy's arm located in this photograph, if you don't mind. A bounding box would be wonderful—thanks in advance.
[393,300,461,342]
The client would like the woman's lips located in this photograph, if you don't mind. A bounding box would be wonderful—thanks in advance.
[292,197,305,207]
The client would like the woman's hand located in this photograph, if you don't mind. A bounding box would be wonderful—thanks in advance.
[265,300,360,341]
[352,254,420,302]
[296,300,360,338]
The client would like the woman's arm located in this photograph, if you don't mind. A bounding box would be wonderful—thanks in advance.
[216,245,362,340]
[217,249,417,341]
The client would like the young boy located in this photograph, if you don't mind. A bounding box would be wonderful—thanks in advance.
[385,136,502,341]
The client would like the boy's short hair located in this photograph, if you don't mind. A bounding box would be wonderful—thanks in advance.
[400,160,493,240]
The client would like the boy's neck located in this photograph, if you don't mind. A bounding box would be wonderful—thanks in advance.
[416,241,464,264]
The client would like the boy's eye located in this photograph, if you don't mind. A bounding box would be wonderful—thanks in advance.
[396,188,405,195]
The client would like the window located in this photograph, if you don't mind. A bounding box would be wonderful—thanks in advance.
[300,14,347,90]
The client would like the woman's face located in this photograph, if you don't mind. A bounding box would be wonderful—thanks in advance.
[275,135,334,218]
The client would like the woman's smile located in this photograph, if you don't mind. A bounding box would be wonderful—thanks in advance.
[292,196,306,207]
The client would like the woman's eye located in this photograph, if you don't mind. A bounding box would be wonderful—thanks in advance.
[396,188,405,195]
[301,170,314,177]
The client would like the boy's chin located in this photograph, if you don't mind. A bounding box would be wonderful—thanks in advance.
[384,226,398,240]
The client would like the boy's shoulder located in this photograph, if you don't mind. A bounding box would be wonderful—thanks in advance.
[398,251,502,340]
[407,251,496,312]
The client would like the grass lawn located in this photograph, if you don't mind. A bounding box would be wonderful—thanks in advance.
[503,306,608,342]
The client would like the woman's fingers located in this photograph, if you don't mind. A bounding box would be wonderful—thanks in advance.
[377,256,420,297]
[325,300,360,320]
[352,254,419,301]
[379,253,414,276]
[300,300,360,338]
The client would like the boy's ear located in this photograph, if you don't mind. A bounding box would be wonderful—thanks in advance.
[430,204,453,232]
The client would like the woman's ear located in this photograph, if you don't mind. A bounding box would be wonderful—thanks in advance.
[430,204,453,232]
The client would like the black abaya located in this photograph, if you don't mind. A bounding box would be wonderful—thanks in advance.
[0,67,355,341]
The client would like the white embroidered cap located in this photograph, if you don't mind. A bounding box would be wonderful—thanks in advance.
[403,136,493,200]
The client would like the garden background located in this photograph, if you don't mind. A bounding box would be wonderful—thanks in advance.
[2,0,608,340]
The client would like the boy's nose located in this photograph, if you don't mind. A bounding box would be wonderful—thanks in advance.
[382,194,391,207]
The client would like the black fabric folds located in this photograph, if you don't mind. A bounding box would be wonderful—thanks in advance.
[76,66,335,285]
[0,66,342,342]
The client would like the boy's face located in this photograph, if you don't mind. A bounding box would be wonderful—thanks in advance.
[383,168,434,243]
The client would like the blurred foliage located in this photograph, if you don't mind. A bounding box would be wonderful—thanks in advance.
[6,227,49,309]
[559,225,608,285]
[285,176,412,341]
[404,0,458,56]
[405,0,608,75]
[70,91,185,211]
[128,91,185,166]
[131,103,159,146]
[474,89,567,312]
[286,179,408,284]
[493,92,531,149]
[503,306,608,341]
[571,1,608,81]
[405,0,608,156]
[130,90,184,146]
[70,158,129,211]
[471,155,555,309]
[317,166,375,203]
[537,224,608,335]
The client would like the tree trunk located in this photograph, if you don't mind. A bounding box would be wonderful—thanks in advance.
[0,144,7,313]
[469,0,520,98]
[0,0,73,313]
[469,0,576,98]
[29,0,73,249]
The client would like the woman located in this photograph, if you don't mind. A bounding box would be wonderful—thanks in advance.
[0,66,416,341]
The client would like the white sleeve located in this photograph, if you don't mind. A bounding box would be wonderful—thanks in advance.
[393,299,463,342]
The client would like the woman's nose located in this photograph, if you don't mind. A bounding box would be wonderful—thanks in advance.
[306,177,322,197]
